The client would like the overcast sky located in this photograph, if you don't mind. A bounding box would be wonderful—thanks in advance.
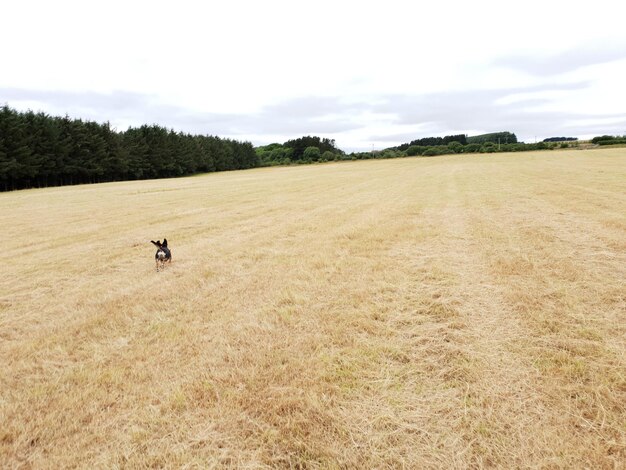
[2,0,626,151]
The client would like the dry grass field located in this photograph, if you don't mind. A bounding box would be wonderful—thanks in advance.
[1,149,625,468]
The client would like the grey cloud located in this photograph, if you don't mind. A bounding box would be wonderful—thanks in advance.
[0,87,185,131]
[493,44,626,76]
[260,96,364,119]
[365,82,626,142]
[371,82,590,124]
[558,117,626,137]
[230,96,366,134]
[3,82,625,148]
[0,88,362,137]
[1,88,151,115]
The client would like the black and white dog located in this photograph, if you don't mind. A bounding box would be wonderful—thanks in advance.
[150,239,172,271]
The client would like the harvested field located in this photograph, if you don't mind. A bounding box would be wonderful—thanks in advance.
[1,149,625,468]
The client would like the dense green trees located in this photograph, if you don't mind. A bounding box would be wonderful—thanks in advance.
[302,146,321,162]
[394,132,519,154]
[321,150,335,162]
[447,141,463,153]
[406,145,425,156]
[0,105,258,191]
[591,135,626,145]
[283,135,342,161]
[257,131,574,167]
[381,131,528,158]
[256,135,343,166]
[591,135,615,144]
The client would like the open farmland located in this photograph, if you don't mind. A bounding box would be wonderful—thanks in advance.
[1,149,625,468]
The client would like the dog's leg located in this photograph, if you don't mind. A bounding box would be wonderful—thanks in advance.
[156,259,159,272]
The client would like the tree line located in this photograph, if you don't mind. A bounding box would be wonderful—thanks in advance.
[381,131,524,157]
[466,132,517,145]
[0,105,258,191]
[543,136,577,142]
[350,140,557,161]
[3,101,618,192]
[393,132,518,152]
[396,134,467,151]
[591,135,626,146]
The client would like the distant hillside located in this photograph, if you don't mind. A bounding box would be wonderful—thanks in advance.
[467,132,518,144]
[396,134,467,151]
[393,132,518,152]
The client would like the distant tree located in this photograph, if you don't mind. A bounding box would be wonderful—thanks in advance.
[0,105,34,190]
[597,138,626,146]
[480,142,497,153]
[123,127,150,178]
[442,134,467,145]
[380,149,404,159]
[321,150,335,162]
[270,148,286,162]
[303,146,321,162]
[591,135,617,144]
[262,143,283,152]
[447,141,463,153]
[422,147,443,156]
[463,143,481,154]
[406,145,425,156]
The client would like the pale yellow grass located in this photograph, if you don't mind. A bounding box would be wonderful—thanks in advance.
[1,149,625,468]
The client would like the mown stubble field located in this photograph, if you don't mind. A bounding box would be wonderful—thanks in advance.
[1,149,625,468]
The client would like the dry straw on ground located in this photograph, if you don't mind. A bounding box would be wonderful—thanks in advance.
[1,149,625,468]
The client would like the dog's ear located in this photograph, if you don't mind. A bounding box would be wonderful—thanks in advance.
[151,240,161,248]
[162,238,168,248]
